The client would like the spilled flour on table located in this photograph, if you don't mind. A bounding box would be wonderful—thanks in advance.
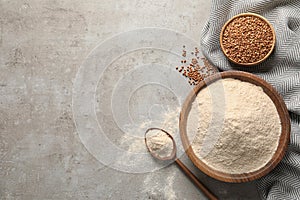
[143,170,177,200]
[114,106,183,197]
[114,106,184,173]
[119,106,180,153]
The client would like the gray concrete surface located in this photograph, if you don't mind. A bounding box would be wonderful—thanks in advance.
[0,0,260,199]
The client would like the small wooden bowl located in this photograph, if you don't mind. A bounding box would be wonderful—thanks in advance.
[220,13,276,66]
[179,71,290,183]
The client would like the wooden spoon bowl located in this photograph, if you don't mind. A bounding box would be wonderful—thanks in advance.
[179,71,290,183]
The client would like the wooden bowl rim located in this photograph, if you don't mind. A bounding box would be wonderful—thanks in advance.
[220,13,276,66]
[179,71,290,183]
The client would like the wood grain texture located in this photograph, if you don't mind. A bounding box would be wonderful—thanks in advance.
[179,71,290,183]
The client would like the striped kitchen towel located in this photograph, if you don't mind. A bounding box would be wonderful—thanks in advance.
[200,0,300,199]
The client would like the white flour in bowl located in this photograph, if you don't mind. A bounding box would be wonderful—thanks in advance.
[187,78,281,174]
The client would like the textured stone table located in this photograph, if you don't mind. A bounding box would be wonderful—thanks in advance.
[0,0,260,199]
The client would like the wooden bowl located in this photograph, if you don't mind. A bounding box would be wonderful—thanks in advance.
[220,13,276,66]
[179,71,290,183]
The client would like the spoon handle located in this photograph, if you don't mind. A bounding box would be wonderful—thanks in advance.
[175,159,218,200]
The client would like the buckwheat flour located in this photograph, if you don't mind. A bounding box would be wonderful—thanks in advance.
[188,78,281,174]
[146,129,174,158]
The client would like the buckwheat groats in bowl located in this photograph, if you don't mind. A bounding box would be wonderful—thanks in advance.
[220,13,276,66]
